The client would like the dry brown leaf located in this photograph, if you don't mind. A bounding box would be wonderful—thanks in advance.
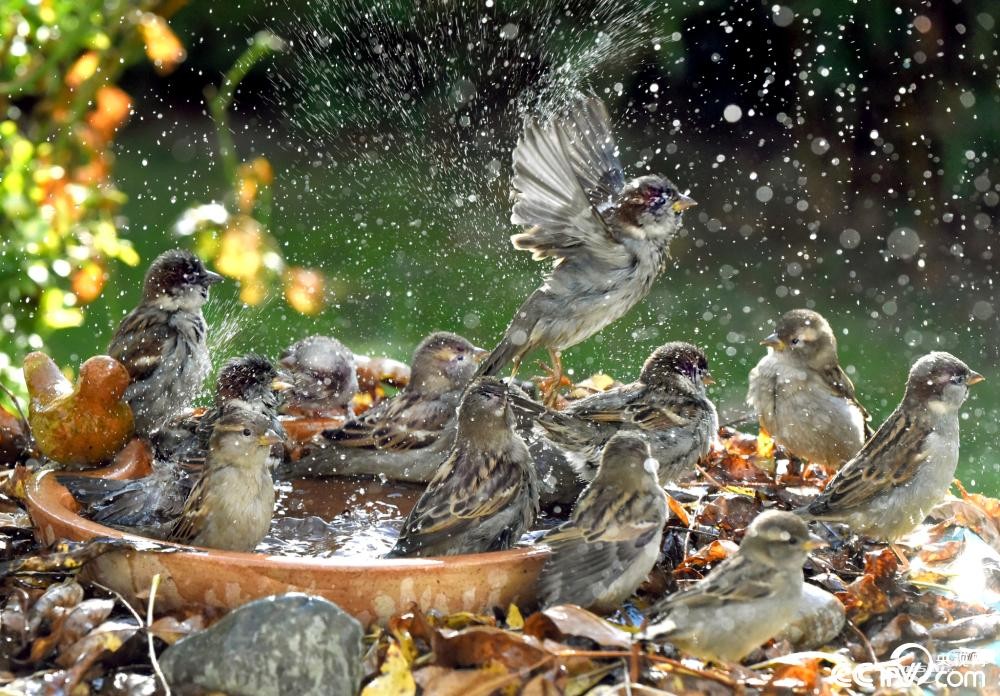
[412,664,513,696]
[523,605,632,649]
[868,614,927,656]
[762,658,823,695]
[148,613,206,645]
[433,626,550,671]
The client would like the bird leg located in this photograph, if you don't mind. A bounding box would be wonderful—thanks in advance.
[535,349,571,407]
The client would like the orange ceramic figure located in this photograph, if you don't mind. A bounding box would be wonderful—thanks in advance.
[24,352,134,468]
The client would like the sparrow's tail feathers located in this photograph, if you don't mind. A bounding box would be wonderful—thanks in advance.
[475,336,521,378]
[55,474,129,505]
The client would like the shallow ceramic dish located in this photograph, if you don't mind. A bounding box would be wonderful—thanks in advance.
[25,471,548,626]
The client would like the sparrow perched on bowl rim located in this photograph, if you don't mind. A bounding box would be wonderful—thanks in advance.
[536,431,667,612]
[524,342,718,484]
[324,331,486,452]
[277,335,358,415]
[747,309,871,468]
[108,249,222,437]
[385,377,539,558]
[797,351,983,542]
[642,510,825,663]
[476,95,696,404]
[169,406,282,552]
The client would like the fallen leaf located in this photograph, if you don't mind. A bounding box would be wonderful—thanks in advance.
[506,604,524,631]
[868,614,927,656]
[523,605,632,649]
[412,664,512,696]
[148,614,206,645]
[362,640,416,696]
[433,626,550,671]
[927,614,1000,644]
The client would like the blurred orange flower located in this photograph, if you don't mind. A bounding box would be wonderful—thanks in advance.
[87,86,132,143]
[71,262,107,304]
[66,52,100,88]
[139,13,186,75]
[284,267,326,315]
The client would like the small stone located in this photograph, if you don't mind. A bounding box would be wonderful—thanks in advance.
[776,583,846,650]
[159,593,364,696]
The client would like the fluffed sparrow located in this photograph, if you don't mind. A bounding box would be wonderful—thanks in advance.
[107,249,222,437]
[643,510,824,662]
[277,335,358,414]
[537,431,667,612]
[747,309,871,468]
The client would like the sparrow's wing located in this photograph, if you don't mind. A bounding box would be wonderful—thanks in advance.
[559,383,647,421]
[392,446,528,553]
[511,97,630,266]
[654,553,775,612]
[821,364,874,437]
[107,311,171,382]
[325,391,448,451]
[804,407,928,517]
[168,472,211,545]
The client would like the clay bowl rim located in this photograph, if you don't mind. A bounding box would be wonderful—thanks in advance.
[25,470,550,573]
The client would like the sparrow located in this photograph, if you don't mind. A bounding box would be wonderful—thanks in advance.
[284,332,487,481]
[385,377,539,558]
[797,352,983,541]
[536,431,667,612]
[60,354,287,537]
[107,249,222,437]
[747,309,871,468]
[169,406,282,552]
[522,342,718,484]
[476,95,695,403]
[643,510,825,663]
[277,335,358,415]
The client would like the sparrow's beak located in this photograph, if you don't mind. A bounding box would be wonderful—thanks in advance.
[259,430,283,446]
[671,193,698,213]
[702,372,716,386]
[968,371,985,386]
[472,347,491,363]
[271,377,294,392]
[760,333,785,350]
[203,270,224,285]
[803,533,828,551]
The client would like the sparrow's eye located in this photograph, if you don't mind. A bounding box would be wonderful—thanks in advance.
[790,338,800,346]
[950,374,965,384]
[242,428,252,437]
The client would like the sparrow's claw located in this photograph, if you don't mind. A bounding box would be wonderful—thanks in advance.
[533,350,570,407]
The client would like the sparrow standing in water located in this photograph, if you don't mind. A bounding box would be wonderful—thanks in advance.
[798,352,983,541]
[526,342,717,484]
[537,432,667,612]
[324,332,486,452]
[277,335,358,415]
[747,309,871,468]
[477,95,695,404]
[108,249,222,437]
[60,354,287,537]
[386,377,539,558]
[169,407,282,552]
[643,511,824,662]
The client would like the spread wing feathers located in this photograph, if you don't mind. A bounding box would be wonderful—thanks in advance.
[561,97,627,207]
[390,445,529,554]
[804,407,928,518]
[324,392,449,452]
[651,553,775,617]
[822,364,874,437]
[545,384,697,432]
[58,464,192,530]
[108,312,172,382]
[510,98,629,265]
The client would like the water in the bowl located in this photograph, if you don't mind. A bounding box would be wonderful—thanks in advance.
[260,477,558,558]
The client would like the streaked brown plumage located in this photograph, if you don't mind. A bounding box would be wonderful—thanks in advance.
[386,377,539,558]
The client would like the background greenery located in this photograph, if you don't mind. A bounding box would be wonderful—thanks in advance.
[3,0,997,485]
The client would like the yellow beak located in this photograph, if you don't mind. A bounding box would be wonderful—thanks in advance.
[968,371,985,386]
[671,193,697,213]
[472,347,490,363]
[271,377,294,392]
[259,430,283,446]
[702,372,716,386]
[760,333,785,350]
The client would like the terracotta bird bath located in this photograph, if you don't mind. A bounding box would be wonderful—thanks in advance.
[25,469,548,626]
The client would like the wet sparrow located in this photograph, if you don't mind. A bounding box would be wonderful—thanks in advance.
[798,352,983,541]
[320,331,486,452]
[643,510,824,662]
[278,335,358,415]
[477,95,695,402]
[386,377,539,558]
[61,354,287,537]
[747,309,871,468]
[528,342,718,484]
[537,431,667,611]
[108,249,222,437]
[169,406,282,552]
